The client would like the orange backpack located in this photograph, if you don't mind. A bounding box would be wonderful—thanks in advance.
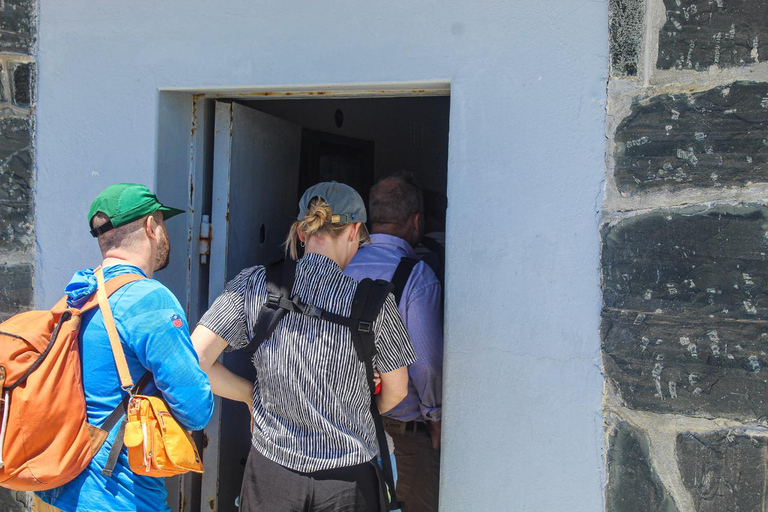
[0,272,142,491]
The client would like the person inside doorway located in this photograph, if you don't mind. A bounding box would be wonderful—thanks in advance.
[191,181,416,511]
[345,173,444,512]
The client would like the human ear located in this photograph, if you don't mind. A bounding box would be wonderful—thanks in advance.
[349,223,360,243]
[412,212,425,237]
[145,215,158,241]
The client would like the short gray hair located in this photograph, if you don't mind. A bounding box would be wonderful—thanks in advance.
[369,172,424,226]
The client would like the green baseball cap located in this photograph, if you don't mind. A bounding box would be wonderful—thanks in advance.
[298,181,367,224]
[88,183,185,237]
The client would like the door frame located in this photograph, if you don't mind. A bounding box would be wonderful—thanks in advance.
[156,81,450,512]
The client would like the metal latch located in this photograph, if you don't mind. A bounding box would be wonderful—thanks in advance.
[199,215,212,264]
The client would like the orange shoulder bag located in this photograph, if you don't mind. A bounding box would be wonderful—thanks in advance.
[95,268,203,478]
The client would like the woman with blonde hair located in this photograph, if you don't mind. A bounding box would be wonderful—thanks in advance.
[192,181,415,512]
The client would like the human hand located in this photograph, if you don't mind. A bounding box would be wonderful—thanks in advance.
[373,370,382,394]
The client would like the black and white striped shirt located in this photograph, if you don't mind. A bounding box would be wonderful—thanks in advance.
[199,252,416,472]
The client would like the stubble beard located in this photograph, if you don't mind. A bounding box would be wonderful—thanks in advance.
[154,227,171,272]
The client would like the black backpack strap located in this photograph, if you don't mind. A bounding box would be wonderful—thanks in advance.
[250,259,297,349]
[347,279,403,511]
[101,415,128,478]
[418,236,445,288]
[390,257,418,305]
[101,371,152,477]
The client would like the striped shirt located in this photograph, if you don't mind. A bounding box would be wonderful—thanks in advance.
[199,252,416,473]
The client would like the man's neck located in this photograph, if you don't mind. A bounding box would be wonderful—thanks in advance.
[101,256,152,278]
[370,225,414,248]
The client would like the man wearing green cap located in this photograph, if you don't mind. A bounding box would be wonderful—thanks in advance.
[87,182,185,272]
[34,183,213,512]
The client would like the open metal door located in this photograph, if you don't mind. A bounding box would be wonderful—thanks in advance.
[201,101,302,512]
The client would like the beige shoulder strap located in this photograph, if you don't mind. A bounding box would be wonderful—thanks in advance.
[95,267,134,390]
[79,272,144,314]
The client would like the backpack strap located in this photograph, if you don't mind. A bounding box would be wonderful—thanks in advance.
[48,272,144,314]
[250,258,297,349]
[350,279,402,511]
[321,279,401,510]
[101,371,152,477]
[95,267,138,390]
[78,272,146,314]
[390,257,418,306]
[90,268,151,478]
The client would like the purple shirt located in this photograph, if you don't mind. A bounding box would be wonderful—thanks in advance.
[345,233,443,422]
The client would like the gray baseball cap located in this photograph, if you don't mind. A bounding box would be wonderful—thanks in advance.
[298,181,367,224]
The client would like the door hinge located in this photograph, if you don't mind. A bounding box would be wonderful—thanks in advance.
[199,215,212,264]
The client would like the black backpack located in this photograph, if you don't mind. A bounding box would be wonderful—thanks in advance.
[250,258,404,511]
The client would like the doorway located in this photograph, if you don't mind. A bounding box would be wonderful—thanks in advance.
[191,92,450,512]
[299,128,375,206]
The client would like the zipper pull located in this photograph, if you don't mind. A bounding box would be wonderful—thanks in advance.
[142,423,150,472]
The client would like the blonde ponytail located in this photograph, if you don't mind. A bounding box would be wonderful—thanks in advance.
[284,198,369,260]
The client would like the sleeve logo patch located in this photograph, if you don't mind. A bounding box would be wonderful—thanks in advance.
[170,314,184,328]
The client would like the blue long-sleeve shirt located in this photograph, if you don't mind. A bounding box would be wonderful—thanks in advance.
[36,264,214,512]
[345,234,443,423]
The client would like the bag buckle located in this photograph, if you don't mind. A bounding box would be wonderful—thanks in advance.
[304,304,324,319]
[266,293,281,309]
[124,383,138,402]
[357,321,372,334]
[290,295,323,319]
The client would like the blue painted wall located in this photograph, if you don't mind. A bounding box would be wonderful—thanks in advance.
[36,2,608,509]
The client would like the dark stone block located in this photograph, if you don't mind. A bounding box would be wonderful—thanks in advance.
[658,0,768,70]
[11,62,34,107]
[602,205,768,418]
[610,0,645,76]
[0,116,32,163]
[0,262,33,320]
[677,430,768,511]
[606,421,679,512]
[0,116,33,251]
[0,63,6,103]
[0,0,36,54]
[0,490,30,512]
[614,82,768,195]
[0,201,34,252]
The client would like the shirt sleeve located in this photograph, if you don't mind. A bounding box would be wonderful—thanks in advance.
[372,292,417,373]
[115,280,214,431]
[401,275,444,422]
[198,267,257,350]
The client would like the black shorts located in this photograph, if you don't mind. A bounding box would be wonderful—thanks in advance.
[239,444,384,512]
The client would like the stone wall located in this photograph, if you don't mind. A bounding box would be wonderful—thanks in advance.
[0,0,35,324]
[605,0,768,510]
[0,0,36,511]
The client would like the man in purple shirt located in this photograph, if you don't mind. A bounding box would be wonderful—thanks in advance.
[345,173,443,512]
